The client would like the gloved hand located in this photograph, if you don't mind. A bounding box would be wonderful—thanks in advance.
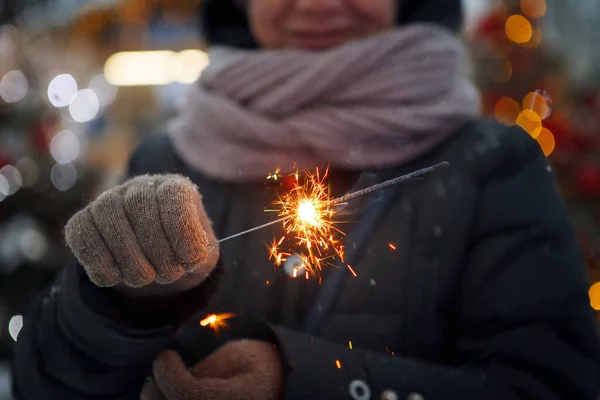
[140,340,283,400]
[65,174,219,293]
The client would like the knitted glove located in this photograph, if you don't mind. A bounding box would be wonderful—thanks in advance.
[140,340,283,400]
[65,174,219,291]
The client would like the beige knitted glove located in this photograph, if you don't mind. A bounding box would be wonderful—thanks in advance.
[140,340,283,400]
[65,174,219,291]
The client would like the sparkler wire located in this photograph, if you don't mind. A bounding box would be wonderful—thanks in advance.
[208,161,448,246]
[328,161,448,205]
[209,218,286,245]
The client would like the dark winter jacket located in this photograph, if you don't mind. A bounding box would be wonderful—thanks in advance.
[12,0,600,398]
[12,120,600,399]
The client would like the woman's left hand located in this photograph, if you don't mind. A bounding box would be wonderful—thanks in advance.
[141,340,283,400]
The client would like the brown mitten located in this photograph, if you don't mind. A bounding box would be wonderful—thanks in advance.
[65,174,219,293]
[140,340,283,400]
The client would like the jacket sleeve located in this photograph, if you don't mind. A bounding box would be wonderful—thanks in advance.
[11,141,218,399]
[11,258,178,399]
[261,139,600,400]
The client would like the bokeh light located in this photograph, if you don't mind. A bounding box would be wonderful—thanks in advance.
[495,97,521,126]
[0,70,28,103]
[171,49,210,84]
[505,15,533,44]
[590,282,600,311]
[104,50,210,86]
[88,74,118,106]
[520,0,547,19]
[48,74,78,107]
[0,174,9,202]
[535,127,555,156]
[50,130,81,164]
[104,51,176,86]
[8,314,23,342]
[522,91,551,120]
[490,58,513,83]
[69,89,100,122]
[20,227,48,261]
[517,109,542,135]
[0,165,23,196]
[15,158,39,188]
[50,163,78,192]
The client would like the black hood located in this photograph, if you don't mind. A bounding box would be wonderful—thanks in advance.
[200,0,462,49]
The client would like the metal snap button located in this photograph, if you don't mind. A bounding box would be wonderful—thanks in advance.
[349,379,371,400]
[283,254,304,276]
[380,389,398,400]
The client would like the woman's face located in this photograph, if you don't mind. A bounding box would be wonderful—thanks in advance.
[248,0,399,50]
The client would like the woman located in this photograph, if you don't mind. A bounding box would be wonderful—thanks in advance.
[13,0,600,399]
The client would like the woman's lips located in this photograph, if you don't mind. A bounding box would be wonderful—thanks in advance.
[290,30,351,49]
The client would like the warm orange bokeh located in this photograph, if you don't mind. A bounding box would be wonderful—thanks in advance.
[522,91,550,120]
[505,15,533,44]
[535,127,555,156]
[495,97,521,126]
[520,0,547,19]
[517,109,542,134]
[589,282,600,311]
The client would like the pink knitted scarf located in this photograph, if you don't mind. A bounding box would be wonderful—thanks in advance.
[168,25,480,181]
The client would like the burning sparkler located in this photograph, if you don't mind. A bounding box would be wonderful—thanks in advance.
[267,166,345,275]
[209,162,449,275]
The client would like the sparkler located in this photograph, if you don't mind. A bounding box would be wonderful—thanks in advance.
[267,166,345,275]
[208,161,449,274]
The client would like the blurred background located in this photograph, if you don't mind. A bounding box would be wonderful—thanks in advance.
[0,0,599,397]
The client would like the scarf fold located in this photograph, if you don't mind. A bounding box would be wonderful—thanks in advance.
[168,24,480,181]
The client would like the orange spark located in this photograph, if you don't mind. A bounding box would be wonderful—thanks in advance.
[199,313,236,334]
[266,167,282,181]
[267,167,345,276]
[268,236,289,266]
[388,243,397,251]
[266,280,270,285]
[347,264,357,277]
[335,360,342,369]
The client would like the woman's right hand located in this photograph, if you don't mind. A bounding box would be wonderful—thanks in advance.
[65,174,220,296]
